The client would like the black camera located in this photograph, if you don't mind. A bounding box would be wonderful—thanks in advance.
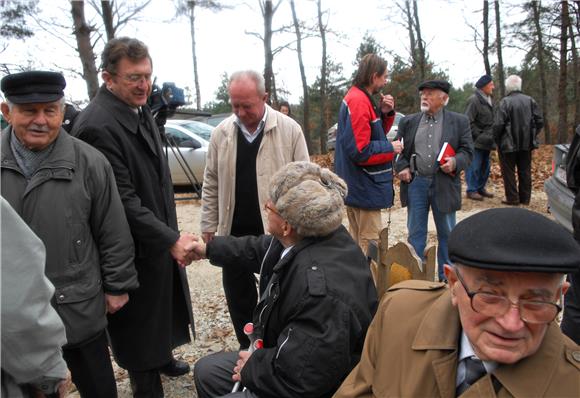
[148,81,186,130]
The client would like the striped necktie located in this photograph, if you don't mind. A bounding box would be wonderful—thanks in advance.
[456,356,486,396]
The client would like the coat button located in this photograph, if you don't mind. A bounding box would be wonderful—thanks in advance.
[76,239,81,245]
[58,294,65,300]
[312,266,318,270]
[572,351,580,362]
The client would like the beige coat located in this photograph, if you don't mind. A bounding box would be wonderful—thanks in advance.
[201,105,309,235]
[334,280,580,398]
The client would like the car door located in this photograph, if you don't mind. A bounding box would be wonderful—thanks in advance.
[164,126,206,186]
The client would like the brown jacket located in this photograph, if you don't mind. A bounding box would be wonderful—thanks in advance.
[334,280,580,398]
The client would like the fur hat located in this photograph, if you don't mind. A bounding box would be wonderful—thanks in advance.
[269,161,347,237]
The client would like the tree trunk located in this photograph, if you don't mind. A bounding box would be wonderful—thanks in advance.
[101,0,115,40]
[188,1,201,110]
[289,0,312,153]
[412,0,426,81]
[262,0,274,104]
[71,1,99,99]
[531,0,551,144]
[483,0,491,75]
[569,11,580,128]
[317,0,328,154]
[558,0,570,143]
[494,0,506,98]
[404,0,416,67]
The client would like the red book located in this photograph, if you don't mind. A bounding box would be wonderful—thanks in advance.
[437,142,456,164]
[437,142,456,176]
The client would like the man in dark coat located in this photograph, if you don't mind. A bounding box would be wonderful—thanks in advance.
[395,80,473,282]
[493,74,544,205]
[72,37,196,397]
[464,74,496,201]
[1,71,138,397]
[193,162,377,398]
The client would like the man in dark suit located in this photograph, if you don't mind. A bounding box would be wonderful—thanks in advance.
[72,37,196,397]
[395,80,473,282]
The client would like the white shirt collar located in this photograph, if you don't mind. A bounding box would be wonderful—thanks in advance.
[234,106,268,143]
[456,330,498,386]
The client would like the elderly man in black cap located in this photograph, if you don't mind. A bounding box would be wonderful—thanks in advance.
[335,207,580,397]
[464,74,496,201]
[395,80,473,282]
[1,71,139,397]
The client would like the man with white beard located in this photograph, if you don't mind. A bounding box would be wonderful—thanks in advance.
[394,80,473,282]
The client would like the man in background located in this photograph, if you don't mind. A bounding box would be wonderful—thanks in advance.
[72,37,196,397]
[334,53,402,256]
[201,70,309,348]
[493,74,544,206]
[465,74,495,201]
[395,80,473,282]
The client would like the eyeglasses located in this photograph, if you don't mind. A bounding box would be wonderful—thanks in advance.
[113,73,152,84]
[454,268,562,324]
[263,202,281,217]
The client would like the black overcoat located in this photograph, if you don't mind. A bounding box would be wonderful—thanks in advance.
[71,85,194,371]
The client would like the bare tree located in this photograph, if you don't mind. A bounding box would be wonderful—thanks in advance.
[531,0,551,143]
[557,0,570,142]
[494,0,506,98]
[289,0,311,152]
[175,1,227,110]
[412,0,426,81]
[71,1,99,99]
[482,0,491,75]
[260,0,282,103]
[101,0,115,40]
[317,0,328,154]
[569,10,579,127]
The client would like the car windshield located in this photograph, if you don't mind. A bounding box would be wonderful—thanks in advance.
[177,121,213,141]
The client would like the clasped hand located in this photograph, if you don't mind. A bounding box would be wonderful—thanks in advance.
[170,233,209,267]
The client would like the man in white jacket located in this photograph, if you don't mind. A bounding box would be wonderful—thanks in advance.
[201,70,309,348]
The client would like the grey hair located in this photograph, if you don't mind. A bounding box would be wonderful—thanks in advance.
[229,70,266,96]
[505,75,522,94]
[6,97,66,111]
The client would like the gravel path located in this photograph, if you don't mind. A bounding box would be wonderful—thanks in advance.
[67,180,550,397]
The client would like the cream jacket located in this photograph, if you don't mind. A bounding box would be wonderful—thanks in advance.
[201,105,309,235]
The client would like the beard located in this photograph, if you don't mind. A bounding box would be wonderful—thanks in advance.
[420,103,429,113]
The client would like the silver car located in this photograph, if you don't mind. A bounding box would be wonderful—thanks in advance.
[164,119,212,186]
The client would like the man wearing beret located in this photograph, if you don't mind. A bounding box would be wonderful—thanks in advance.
[1,70,139,397]
[395,80,473,282]
[493,75,544,206]
[334,207,580,397]
[464,74,496,202]
[72,37,196,397]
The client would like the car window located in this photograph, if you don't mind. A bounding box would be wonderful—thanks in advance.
[395,113,404,125]
[181,121,213,141]
[166,127,198,147]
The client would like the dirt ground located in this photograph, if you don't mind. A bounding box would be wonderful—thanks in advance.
[67,146,554,397]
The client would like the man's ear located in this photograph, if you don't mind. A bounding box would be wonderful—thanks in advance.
[263,92,269,103]
[445,264,459,305]
[102,71,113,88]
[1,102,11,122]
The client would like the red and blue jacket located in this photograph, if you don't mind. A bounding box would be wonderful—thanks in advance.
[335,86,396,209]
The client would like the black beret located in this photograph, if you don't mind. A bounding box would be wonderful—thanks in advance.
[1,71,66,104]
[418,80,451,94]
[475,74,493,89]
[449,208,580,273]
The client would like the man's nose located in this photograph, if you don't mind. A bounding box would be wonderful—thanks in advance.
[495,304,525,332]
[31,111,48,124]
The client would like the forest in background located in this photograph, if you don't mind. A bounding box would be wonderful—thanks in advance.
[1,0,579,154]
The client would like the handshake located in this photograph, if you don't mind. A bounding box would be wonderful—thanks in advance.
[169,232,208,268]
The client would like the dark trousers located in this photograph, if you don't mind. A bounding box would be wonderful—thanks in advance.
[128,369,164,398]
[62,330,117,398]
[194,351,258,398]
[222,266,258,349]
[498,150,532,204]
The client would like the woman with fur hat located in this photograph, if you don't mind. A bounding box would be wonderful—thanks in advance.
[191,161,378,398]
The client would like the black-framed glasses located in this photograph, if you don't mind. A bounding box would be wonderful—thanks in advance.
[454,267,562,324]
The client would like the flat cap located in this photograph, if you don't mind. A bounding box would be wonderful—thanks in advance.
[449,208,580,273]
[1,71,66,104]
[475,74,493,89]
[418,79,451,94]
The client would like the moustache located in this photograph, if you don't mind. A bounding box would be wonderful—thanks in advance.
[29,124,50,133]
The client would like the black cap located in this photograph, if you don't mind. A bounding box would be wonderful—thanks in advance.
[418,80,451,94]
[475,74,493,89]
[1,71,66,104]
[449,208,580,273]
